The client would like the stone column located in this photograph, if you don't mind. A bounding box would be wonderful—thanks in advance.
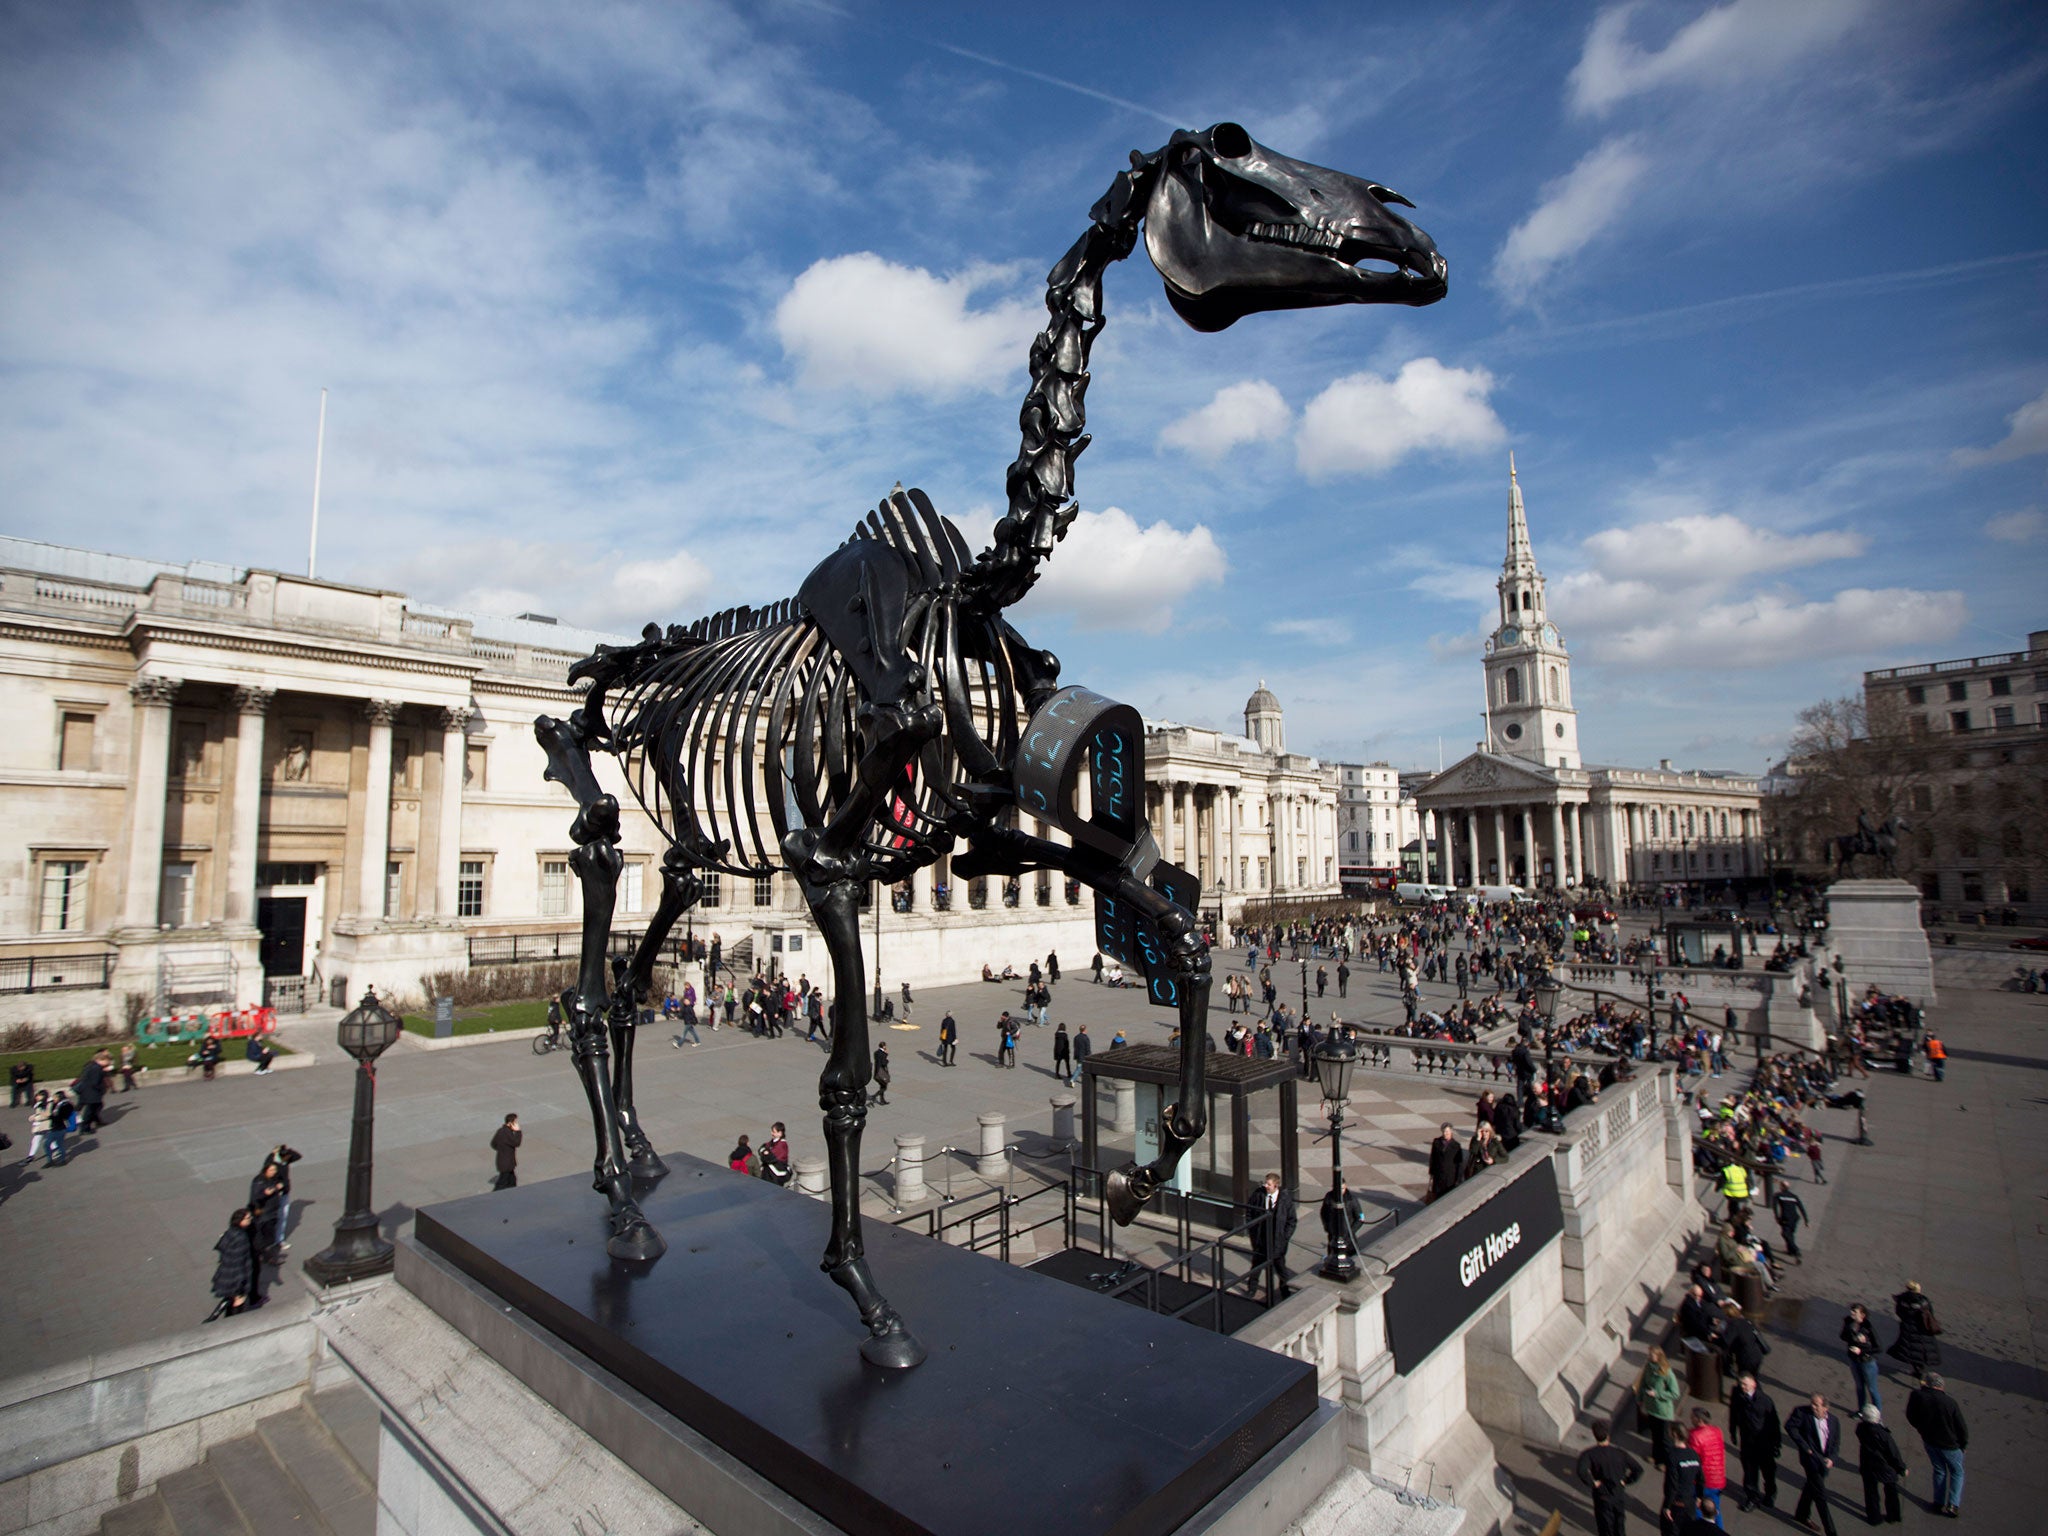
[1626,804,1643,884]
[1050,1093,1077,1144]
[224,686,273,926]
[434,706,473,918]
[1464,813,1480,888]
[1435,811,1451,888]
[1492,808,1508,885]
[359,699,400,919]
[1565,804,1583,886]
[1548,803,1567,889]
[1520,809,1536,886]
[1226,787,1240,891]
[121,676,182,928]
[909,858,931,912]
[894,1132,926,1204]
[976,1111,1008,1178]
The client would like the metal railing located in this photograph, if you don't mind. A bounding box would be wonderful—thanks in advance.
[466,927,693,968]
[0,951,116,994]
[890,1175,1076,1266]
[264,976,308,1013]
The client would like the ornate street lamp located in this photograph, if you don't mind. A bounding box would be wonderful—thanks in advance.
[1314,1033,1360,1280]
[304,987,404,1285]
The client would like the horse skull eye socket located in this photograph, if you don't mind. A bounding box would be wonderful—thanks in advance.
[1210,122,1252,159]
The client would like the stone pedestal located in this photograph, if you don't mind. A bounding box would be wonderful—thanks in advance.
[1827,878,1936,1005]
[895,1132,926,1205]
[794,1153,827,1197]
[1050,1093,1077,1144]
[1110,1078,1137,1133]
[976,1111,1007,1178]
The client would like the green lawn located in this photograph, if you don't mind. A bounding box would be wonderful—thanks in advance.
[4,1037,294,1087]
[402,999,552,1037]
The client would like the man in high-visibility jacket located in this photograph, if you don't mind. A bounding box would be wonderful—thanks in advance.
[1720,1158,1752,1220]
[1924,1032,1947,1082]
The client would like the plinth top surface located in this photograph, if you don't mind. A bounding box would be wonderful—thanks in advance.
[413,1155,1314,1536]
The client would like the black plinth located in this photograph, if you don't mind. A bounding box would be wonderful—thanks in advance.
[414,1156,1315,1536]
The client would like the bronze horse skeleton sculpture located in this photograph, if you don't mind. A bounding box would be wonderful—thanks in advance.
[535,122,1446,1369]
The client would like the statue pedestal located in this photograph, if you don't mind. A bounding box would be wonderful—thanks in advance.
[1826,879,1936,1006]
[368,1155,1339,1536]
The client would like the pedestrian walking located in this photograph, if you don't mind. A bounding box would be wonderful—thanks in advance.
[1053,1022,1072,1084]
[1841,1303,1882,1414]
[1905,1372,1967,1517]
[1073,1025,1092,1078]
[1785,1392,1843,1536]
[1335,960,1349,997]
[491,1113,522,1190]
[1727,1371,1781,1512]
[1427,1123,1465,1202]
[1046,950,1060,984]
[899,981,914,1021]
[1922,1030,1946,1081]
[204,1207,259,1322]
[248,1161,287,1263]
[1660,1431,1704,1535]
[1574,1419,1643,1536]
[23,1089,51,1163]
[43,1093,73,1165]
[1771,1183,1810,1262]
[997,1014,1017,1069]
[1245,1172,1294,1302]
[1886,1281,1941,1381]
[869,1042,891,1105]
[1635,1347,1682,1468]
[10,1059,34,1107]
[116,1043,140,1091]
[1854,1405,1908,1525]
[1091,951,1103,984]
[71,1049,109,1134]
[1686,1407,1727,1526]
[937,1011,957,1067]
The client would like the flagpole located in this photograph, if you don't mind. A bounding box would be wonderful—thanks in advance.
[308,388,328,579]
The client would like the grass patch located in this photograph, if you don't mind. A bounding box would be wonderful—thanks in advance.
[402,999,552,1037]
[4,1038,294,1086]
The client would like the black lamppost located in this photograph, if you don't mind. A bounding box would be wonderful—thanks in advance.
[871,879,885,1021]
[1315,1033,1360,1279]
[304,988,403,1286]
[1533,978,1562,1109]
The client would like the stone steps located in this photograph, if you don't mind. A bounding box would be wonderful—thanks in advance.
[94,1381,379,1536]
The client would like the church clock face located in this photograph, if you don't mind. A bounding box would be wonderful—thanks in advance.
[1498,625,1520,646]
[1541,624,1558,645]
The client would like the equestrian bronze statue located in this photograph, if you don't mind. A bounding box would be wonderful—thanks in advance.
[1830,811,1908,879]
[534,122,1447,1368]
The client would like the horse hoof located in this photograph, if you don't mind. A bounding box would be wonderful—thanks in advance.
[861,1323,927,1370]
[607,1222,667,1263]
[1105,1163,1152,1227]
[628,1151,669,1181]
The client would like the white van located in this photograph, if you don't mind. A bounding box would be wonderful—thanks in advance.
[1474,883,1535,904]
[1393,882,1452,903]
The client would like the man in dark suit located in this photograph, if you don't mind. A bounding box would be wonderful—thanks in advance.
[1727,1371,1782,1511]
[1678,1284,1720,1347]
[1574,1418,1643,1536]
[1246,1172,1296,1301]
[1720,1303,1770,1380]
[1785,1391,1842,1536]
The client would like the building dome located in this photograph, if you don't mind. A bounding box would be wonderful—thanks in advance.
[1244,680,1283,753]
[1245,681,1281,716]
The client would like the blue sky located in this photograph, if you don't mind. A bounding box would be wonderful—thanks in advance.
[3,0,2044,774]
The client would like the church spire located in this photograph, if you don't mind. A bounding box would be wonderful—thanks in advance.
[1504,452,1537,576]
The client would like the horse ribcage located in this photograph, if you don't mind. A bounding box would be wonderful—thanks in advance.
[599,593,1027,882]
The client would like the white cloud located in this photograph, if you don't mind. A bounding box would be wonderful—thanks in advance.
[1158,380,1292,460]
[1594,586,1965,669]
[1953,386,2048,466]
[1019,506,1225,634]
[1569,0,1868,117]
[1985,508,2045,543]
[1295,359,1507,480]
[1581,513,1865,583]
[1492,138,1649,303]
[773,253,1038,400]
[400,539,713,631]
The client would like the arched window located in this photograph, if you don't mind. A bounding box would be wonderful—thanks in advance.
[1648,809,1659,836]
[1718,811,1728,838]
[1546,666,1559,701]
[1685,811,1696,836]
[1504,668,1522,704]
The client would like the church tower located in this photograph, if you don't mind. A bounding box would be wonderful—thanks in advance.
[1485,457,1580,769]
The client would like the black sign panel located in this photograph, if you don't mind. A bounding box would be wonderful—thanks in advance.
[1382,1159,1563,1373]
[1017,685,1200,1008]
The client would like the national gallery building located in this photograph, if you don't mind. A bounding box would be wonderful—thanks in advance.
[0,536,1336,1025]
[1412,464,1765,891]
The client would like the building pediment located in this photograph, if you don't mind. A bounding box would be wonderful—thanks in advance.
[1415,751,1558,802]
